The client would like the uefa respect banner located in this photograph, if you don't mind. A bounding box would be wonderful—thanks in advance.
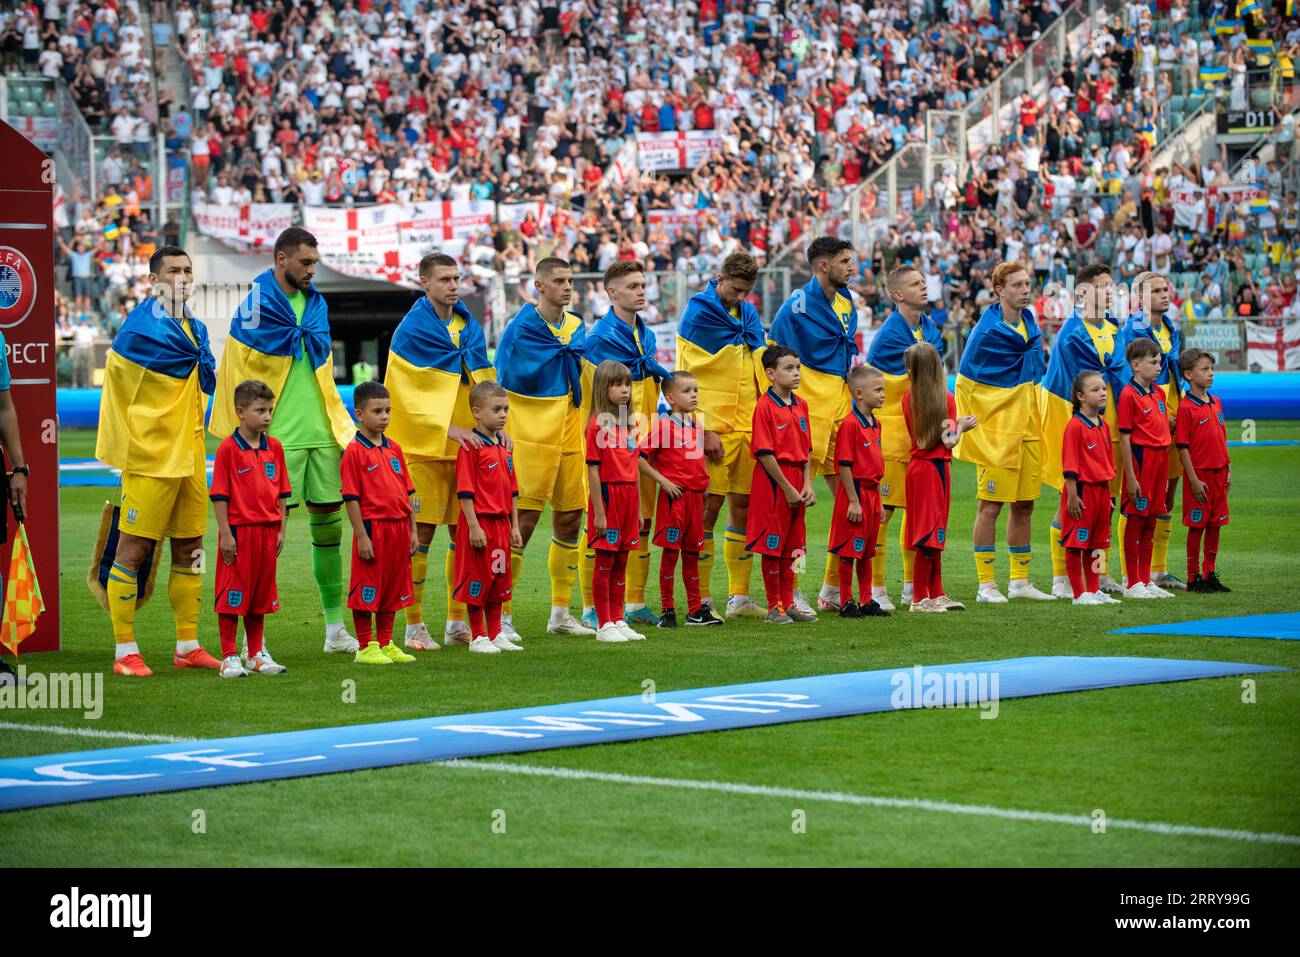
[636,131,723,171]
[193,202,294,249]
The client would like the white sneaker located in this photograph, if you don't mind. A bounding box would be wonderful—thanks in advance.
[499,615,523,643]
[791,590,817,618]
[491,635,523,651]
[932,595,966,611]
[548,613,597,636]
[219,655,248,678]
[1092,590,1122,604]
[245,648,287,674]
[1153,573,1187,591]
[1009,581,1056,601]
[1072,592,1104,606]
[1124,583,1154,599]
[871,589,896,612]
[615,620,645,641]
[725,595,765,619]
[596,622,628,643]
[323,624,360,654]
[444,620,472,646]
[816,585,841,612]
[1146,582,1176,598]
[899,586,914,605]
[1098,576,1123,595]
[404,622,441,651]
[467,636,501,654]
[976,586,1009,604]
[909,598,946,613]
[1051,577,1075,599]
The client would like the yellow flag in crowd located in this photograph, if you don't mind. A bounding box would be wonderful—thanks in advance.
[1,525,44,656]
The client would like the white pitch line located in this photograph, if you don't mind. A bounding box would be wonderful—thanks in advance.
[0,721,193,743]
[441,759,1300,847]
[4,723,1296,846]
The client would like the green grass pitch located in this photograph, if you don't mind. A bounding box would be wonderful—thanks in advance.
[2,425,1298,866]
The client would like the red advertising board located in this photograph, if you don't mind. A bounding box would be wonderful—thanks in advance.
[0,119,60,653]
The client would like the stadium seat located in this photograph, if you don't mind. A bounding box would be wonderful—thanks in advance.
[40,100,57,118]
[1085,131,1102,149]
[18,99,37,117]
[1170,111,1185,129]
[1168,95,1185,114]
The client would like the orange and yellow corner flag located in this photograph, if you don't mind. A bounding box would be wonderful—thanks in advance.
[1,525,44,656]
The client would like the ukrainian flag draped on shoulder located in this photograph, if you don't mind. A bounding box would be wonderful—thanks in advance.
[955,302,1046,468]
[582,308,671,426]
[210,268,353,446]
[96,297,215,478]
[385,297,494,460]
[865,308,944,464]
[496,303,587,474]
[769,278,858,458]
[676,279,766,435]
[1114,311,1183,418]
[1038,311,1122,490]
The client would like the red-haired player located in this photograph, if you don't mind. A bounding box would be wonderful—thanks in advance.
[453,381,525,652]
[1176,349,1232,593]
[1058,370,1119,605]
[745,346,817,624]
[645,372,722,628]
[342,381,419,664]
[828,365,890,618]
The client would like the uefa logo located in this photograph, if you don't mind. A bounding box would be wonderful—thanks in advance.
[0,246,37,329]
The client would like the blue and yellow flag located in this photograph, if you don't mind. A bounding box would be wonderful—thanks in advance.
[1114,312,1183,418]
[769,277,858,463]
[955,302,1046,469]
[1199,64,1229,83]
[384,296,494,461]
[1246,37,1274,55]
[495,303,587,484]
[581,308,670,430]
[1038,311,1122,491]
[1251,195,1270,214]
[676,280,766,435]
[865,308,944,465]
[1238,0,1258,16]
[96,297,214,477]
[210,268,353,445]
[1213,18,1243,34]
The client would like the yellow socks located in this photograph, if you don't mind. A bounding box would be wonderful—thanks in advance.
[445,544,465,621]
[872,517,889,588]
[975,546,997,585]
[578,538,596,609]
[627,530,651,605]
[697,530,715,601]
[107,561,139,646]
[1009,545,1032,583]
[723,525,752,596]
[1153,515,1172,576]
[900,517,914,587]
[1049,523,1066,578]
[168,565,203,651]
[822,552,839,589]
[1117,514,1128,580]
[504,547,524,615]
[548,536,579,608]
[408,543,429,625]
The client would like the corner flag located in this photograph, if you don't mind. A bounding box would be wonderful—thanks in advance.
[1,524,44,656]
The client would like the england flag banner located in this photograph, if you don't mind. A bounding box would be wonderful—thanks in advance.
[302,204,407,285]
[193,202,294,249]
[402,199,495,254]
[636,131,723,171]
[1246,320,1300,372]
[497,200,558,233]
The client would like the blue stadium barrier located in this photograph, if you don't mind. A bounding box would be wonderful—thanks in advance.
[58,384,360,429]
[52,373,1300,429]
